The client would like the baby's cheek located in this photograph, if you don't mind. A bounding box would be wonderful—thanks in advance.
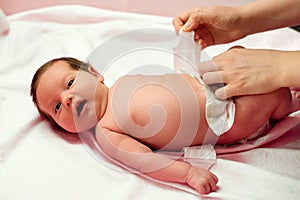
[56,112,76,133]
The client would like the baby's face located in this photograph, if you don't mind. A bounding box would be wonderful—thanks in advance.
[36,61,108,133]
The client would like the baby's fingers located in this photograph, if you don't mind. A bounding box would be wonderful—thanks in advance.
[194,176,218,194]
[187,167,219,194]
[209,173,219,191]
[212,173,219,184]
[194,178,211,194]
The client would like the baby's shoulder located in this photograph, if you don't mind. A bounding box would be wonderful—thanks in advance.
[111,74,189,88]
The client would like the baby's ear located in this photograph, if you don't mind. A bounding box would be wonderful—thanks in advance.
[87,66,104,82]
[87,66,100,76]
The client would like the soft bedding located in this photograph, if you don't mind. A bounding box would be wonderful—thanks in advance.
[0,4,300,200]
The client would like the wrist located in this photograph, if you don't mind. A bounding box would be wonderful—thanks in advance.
[179,161,193,183]
[238,5,260,36]
[277,51,300,88]
[146,160,192,184]
[238,0,299,35]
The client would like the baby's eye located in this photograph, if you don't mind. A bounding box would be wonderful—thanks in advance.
[68,79,74,89]
[55,102,61,113]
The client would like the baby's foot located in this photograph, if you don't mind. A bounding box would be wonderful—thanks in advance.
[290,90,300,113]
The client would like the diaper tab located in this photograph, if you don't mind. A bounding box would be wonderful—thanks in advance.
[173,29,201,76]
[183,144,216,169]
[183,144,216,160]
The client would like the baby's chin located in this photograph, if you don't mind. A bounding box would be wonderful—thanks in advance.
[67,108,100,133]
[66,121,98,133]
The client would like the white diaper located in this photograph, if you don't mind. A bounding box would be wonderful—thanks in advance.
[198,76,235,136]
[177,67,236,136]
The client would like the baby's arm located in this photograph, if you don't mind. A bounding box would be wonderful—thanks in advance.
[96,127,218,194]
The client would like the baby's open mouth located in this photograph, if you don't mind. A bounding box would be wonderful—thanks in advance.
[76,100,87,117]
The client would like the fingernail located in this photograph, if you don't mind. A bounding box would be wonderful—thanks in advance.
[198,39,205,49]
[182,23,191,31]
[215,89,226,100]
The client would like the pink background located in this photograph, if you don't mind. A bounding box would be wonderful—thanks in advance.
[0,0,254,16]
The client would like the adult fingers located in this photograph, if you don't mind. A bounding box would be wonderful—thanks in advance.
[194,26,215,47]
[172,10,194,33]
[197,60,219,75]
[202,71,225,85]
[215,85,236,99]
[172,16,185,34]
[181,12,201,32]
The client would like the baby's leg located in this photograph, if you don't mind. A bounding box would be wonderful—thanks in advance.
[218,87,296,144]
[265,88,300,119]
[283,90,300,115]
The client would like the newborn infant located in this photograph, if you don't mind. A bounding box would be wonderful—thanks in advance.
[31,57,299,194]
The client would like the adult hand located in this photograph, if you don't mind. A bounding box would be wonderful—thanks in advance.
[172,6,249,48]
[198,47,283,99]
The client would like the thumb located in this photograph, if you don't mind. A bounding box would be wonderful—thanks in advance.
[181,16,200,32]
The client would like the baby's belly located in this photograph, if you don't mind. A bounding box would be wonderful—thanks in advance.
[124,74,209,150]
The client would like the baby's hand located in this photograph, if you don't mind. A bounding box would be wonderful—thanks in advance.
[185,166,218,194]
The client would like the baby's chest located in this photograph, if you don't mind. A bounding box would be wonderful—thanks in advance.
[101,87,180,138]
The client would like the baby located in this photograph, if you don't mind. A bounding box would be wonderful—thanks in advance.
[31,57,299,195]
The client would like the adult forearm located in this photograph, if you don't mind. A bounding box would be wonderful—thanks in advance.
[240,0,300,35]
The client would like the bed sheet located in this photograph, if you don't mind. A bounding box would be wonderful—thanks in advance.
[0,5,300,200]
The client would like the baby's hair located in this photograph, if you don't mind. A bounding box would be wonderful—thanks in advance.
[30,57,90,132]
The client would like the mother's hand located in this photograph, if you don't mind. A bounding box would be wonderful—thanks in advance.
[172,6,248,48]
[198,47,282,99]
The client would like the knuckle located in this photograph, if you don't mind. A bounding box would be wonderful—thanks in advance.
[189,12,199,20]
[197,178,208,186]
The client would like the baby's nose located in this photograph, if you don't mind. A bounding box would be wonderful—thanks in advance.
[62,93,73,109]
